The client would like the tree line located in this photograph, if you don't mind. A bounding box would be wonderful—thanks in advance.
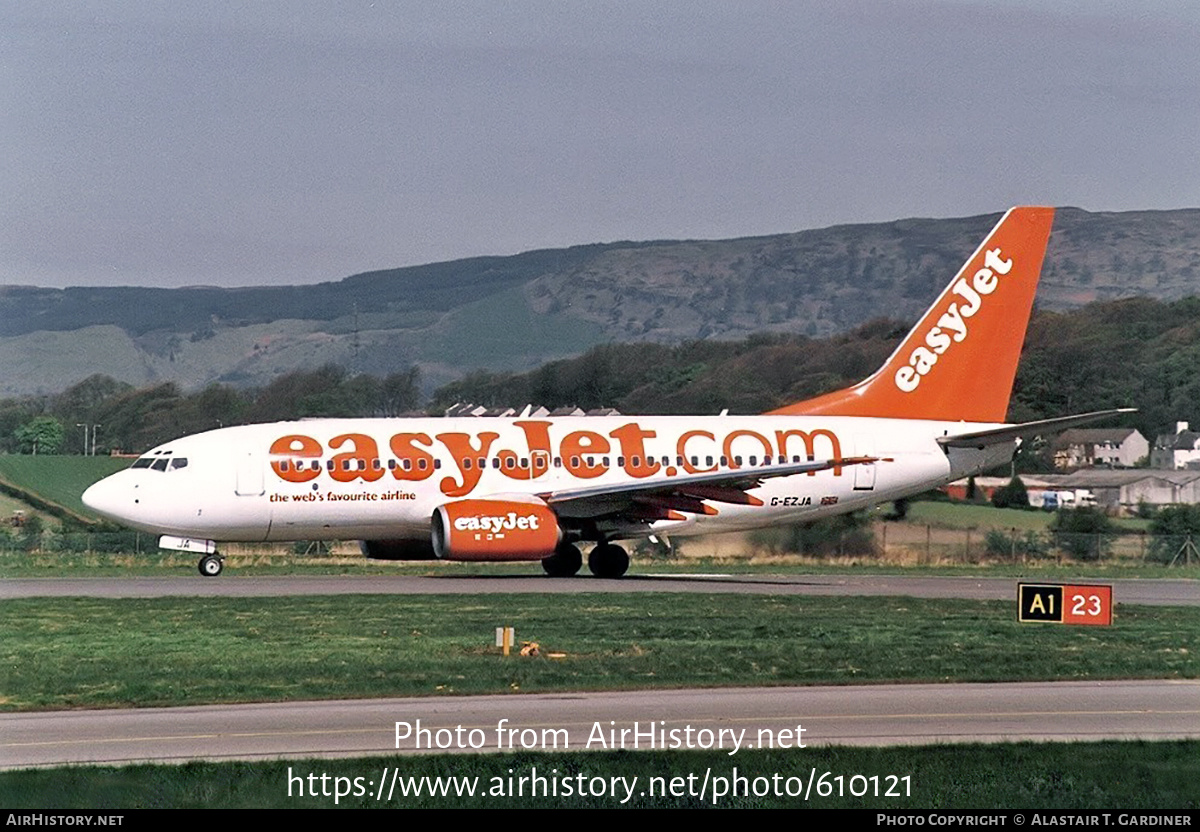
[434,295,1200,442]
[0,366,420,455]
[4,294,1198,456]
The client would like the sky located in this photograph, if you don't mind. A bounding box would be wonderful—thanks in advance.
[3,1,1199,289]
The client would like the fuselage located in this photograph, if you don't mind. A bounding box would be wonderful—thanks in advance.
[82,413,1011,544]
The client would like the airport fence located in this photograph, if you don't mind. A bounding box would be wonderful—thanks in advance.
[0,530,311,563]
[1,527,1198,567]
[864,525,1198,566]
[730,523,1200,567]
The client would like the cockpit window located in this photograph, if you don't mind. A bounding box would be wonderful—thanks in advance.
[130,452,189,471]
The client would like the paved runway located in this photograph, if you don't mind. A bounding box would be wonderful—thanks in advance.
[4,680,1198,769]
[4,573,1199,605]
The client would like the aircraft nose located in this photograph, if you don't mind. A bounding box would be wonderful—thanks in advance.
[82,475,132,523]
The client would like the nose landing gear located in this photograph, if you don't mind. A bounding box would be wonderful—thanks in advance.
[198,554,224,577]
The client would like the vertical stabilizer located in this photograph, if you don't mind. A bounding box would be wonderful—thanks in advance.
[769,206,1054,423]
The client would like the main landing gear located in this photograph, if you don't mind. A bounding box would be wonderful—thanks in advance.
[541,542,583,577]
[198,554,224,577]
[540,540,630,578]
[587,542,629,579]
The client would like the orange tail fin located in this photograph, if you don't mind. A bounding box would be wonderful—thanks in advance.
[768,206,1055,422]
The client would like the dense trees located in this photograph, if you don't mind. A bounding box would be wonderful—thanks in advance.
[0,366,421,454]
[990,477,1030,510]
[4,293,1200,455]
[1012,296,1200,438]
[434,295,1200,439]
[1051,507,1113,561]
[429,323,902,416]
[14,416,64,454]
[1147,505,1200,564]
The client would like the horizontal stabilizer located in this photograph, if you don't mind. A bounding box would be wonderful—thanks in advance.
[937,409,1137,449]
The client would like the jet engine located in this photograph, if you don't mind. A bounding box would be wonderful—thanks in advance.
[431,496,561,561]
[360,538,437,561]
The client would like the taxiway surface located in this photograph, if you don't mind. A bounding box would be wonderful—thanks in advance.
[4,573,1198,605]
[5,680,1199,769]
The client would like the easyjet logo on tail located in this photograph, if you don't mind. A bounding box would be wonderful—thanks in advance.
[894,246,1013,394]
[767,206,1053,423]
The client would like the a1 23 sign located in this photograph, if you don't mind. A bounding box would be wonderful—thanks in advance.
[1018,583,1113,626]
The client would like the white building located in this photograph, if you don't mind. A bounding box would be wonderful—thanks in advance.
[1151,422,1200,470]
[1053,428,1148,469]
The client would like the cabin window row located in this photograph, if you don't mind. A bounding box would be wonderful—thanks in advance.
[275,453,809,473]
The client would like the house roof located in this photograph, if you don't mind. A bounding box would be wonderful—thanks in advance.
[1055,428,1142,447]
[1154,430,1200,451]
[1047,469,1200,488]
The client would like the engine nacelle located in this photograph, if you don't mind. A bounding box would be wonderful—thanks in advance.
[360,538,437,561]
[432,497,561,561]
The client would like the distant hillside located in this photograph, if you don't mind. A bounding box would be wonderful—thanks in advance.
[431,294,1200,444]
[2,207,1198,396]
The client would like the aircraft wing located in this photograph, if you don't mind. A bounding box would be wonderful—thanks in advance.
[937,408,1137,449]
[539,456,880,522]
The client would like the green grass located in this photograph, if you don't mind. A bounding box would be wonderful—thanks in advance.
[0,491,50,525]
[3,742,1198,808]
[5,543,1200,579]
[0,455,128,522]
[4,549,1197,579]
[2,594,1197,711]
[0,545,1190,578]
[905,501,1153,534]
[906,501,1055,531]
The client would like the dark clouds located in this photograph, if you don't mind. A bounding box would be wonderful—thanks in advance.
[3,1,1198,288]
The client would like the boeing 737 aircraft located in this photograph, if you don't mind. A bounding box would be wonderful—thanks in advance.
[83,207,1128,577]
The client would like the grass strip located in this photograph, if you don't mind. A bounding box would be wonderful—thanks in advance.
[4,548,1199,578]
[2,741,1198,809]
[2,594,1197,711]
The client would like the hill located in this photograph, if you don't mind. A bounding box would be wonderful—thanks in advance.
[431,294,1200,443]
[2,207,1198,396]
[0,456,129,524]
[3,293,1197,455]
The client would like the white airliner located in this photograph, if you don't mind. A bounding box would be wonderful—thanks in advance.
[83,207,1127,577]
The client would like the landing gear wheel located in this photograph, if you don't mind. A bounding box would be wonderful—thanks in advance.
[542,542,583,577]
[588,543,629,579]
[198,554,224,577]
